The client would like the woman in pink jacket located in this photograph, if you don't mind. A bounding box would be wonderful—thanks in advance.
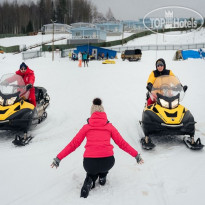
[51,98,144,198]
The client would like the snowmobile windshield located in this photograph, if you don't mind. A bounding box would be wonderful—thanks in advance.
[150,75,185,108]
[0,73,30,101]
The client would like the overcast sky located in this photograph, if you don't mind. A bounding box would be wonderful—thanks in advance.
[89,0,205,20]
[4,0,205,20]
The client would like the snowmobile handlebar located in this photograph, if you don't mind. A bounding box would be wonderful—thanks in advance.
[9,84,26,88]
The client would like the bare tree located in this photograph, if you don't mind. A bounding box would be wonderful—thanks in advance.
[106,7,116,22]
[0,0,97,35]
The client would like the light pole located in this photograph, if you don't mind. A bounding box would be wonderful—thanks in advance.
[122,23,124,46]
[156,27,158,60]
[51,19,57,61]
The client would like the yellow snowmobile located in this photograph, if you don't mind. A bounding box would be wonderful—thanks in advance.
[0,73,50,146]
[140,75,203,150]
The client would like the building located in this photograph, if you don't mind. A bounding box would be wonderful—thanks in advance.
[139,18,152,29]
[95,22,123,36]
[122,20,146,32]
[69,26,107,45]
[71,22,96,29]
[41,23,71,34]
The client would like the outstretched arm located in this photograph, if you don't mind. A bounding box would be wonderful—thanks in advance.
[110,125,138,157]
[57,126,87,160]
[110,125,144,164]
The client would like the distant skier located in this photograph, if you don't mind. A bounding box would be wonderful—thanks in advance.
[82,51,89,67]
[51,98,144,198]
[68,51,72,60]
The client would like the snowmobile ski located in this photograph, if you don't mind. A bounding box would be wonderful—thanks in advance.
[183,136,204,150]
[140,137,156,150]
[12,135,33,146]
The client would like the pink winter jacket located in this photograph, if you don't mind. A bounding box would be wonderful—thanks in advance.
[57,112,138,160]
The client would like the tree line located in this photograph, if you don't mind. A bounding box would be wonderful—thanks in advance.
[0,0,98,34]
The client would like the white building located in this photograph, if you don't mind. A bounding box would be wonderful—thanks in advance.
[41,23,71,34]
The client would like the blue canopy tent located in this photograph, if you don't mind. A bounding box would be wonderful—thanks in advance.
[74,45,117,60]
[181,50,202,60]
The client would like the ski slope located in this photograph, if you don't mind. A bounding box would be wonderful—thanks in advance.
[1,28,205,51]
[0,32,205,205]
[0,32,133,49]
[124,28,205,46]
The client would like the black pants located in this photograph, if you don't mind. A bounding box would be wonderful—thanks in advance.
[83,60,88,67]
[83,156,115,182]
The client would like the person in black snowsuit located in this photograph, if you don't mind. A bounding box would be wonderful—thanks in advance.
[82,51,89,67]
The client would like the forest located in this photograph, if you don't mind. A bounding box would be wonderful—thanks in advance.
[0,0,99,34]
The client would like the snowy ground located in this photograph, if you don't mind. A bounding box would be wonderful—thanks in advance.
[0,31,205,205]
[124,28,205,46]
[0,32,133,49]
[106,32,135,41]
[1,27,205,51]
[0,33,71,48]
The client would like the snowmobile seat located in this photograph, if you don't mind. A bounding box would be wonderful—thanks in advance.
[35,87,47,103]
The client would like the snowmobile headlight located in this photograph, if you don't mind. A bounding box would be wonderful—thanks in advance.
[6,97,17,106]
[171,99,179,109]
[0,96,4,105]
[160,98,169,109]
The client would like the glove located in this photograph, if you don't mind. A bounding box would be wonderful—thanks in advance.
[146,83,153,92]
[26,84,33,91]
[183,85,188,92]
[135,154,144,164]
[51,157,61,168]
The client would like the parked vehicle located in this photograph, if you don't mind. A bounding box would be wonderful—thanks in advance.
[0,48,4,54]
[121,49,142,61]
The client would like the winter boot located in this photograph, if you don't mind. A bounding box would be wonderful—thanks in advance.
[80,176,93,198]
[99,173,107,186]
[99,177,106,185]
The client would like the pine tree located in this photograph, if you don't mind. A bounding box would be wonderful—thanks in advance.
[26,20,33,33]
[106,8,116,22]
[56,0,67,23]
[0,0,97,34]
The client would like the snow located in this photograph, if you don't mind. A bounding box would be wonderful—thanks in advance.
[124,28,205,46]
[0,33,71,48]
[1,27,205,51]
[0,32,134,49]
[0,30,205,205]
[106,32,135,41]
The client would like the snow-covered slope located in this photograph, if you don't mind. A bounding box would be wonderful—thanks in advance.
[0,33,71,48]
[1,28,205,50]
[121,28,205,46]
[0,34,205,205]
